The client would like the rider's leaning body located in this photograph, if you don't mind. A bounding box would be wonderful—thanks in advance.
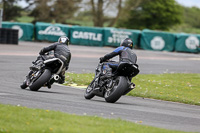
[100,38,137,69]
[32,36,71,84]
[99,38,138,82]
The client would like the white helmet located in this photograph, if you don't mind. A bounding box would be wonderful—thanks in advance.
[58,36,69,45]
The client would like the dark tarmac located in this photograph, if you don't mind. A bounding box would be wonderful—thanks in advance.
[0,41,200,132]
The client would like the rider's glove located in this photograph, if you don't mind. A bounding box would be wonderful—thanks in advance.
[39,49,44,55]
[99,57,104,63]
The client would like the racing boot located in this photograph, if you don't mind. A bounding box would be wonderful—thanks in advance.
[58,75,65,84]
[20,71,33,89]
[20,80,28,89]
[46,82,52,89]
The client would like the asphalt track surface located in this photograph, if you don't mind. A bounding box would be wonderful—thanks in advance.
[0,42,200,132]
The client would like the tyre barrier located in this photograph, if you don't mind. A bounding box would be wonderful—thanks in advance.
[2,21,200,53]
[0,28,18,45]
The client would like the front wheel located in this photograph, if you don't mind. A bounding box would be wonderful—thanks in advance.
[84,79,95,99]
[29,69,51,91]
[104,76,128,103]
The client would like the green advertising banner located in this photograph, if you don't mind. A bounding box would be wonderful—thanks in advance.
[104,28,141,47]
[70,26,104,46]
[35,22,71,42]
[140,29,176,51]
[175,33,200,53]
[2,22,34,41]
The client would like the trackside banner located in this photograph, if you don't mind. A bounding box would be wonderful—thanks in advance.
[35,22,71,42]
[175,33,200,53]
[70,26,104,46]
[2,22,34,41]
[104,28,141,47]
[140,29,176,51]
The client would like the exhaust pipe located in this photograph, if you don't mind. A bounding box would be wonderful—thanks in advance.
[53,75,60,81]
[49,74,60,84]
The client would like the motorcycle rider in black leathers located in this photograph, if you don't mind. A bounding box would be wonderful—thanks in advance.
[99,38,138,85]
[23,36,71,88]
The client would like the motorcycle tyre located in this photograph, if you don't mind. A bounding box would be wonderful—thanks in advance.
[105,76,127,103]
[84,80,95,100]
[29,69,51,91]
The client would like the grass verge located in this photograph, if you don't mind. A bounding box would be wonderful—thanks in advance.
[64,73,200,105]
[0,104,186,133]
[17,16,34,23]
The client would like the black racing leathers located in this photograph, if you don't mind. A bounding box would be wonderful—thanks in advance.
[100,46,137,64]
[39,42,71,70]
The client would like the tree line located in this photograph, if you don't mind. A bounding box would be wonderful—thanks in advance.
[1,0,200,31]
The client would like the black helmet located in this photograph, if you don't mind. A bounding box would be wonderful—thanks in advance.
[58,36,69,45]
[120,38,133,49]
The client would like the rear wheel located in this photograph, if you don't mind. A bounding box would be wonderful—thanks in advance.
[29,69,51,91]
[104,76,128,103]
[84,79,95,99]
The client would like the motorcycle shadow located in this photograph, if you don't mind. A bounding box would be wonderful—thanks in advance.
[23,89,70,95]
[89,98,139,106]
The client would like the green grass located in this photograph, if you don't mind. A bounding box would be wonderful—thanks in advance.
[64,73,200,105]
[17,16,34,23]
[0,104,187,133]
[64,72,94,86]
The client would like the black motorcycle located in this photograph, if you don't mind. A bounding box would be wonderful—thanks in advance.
[20,53,64,91]
[84,61,139,103]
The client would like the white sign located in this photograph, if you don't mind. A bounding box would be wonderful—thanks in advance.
[150,36,165,50]
[39,26,66,36]
[72,31,102,41]
[108,30,132,44]
[185,36,199,50]
[12,25,23,39]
